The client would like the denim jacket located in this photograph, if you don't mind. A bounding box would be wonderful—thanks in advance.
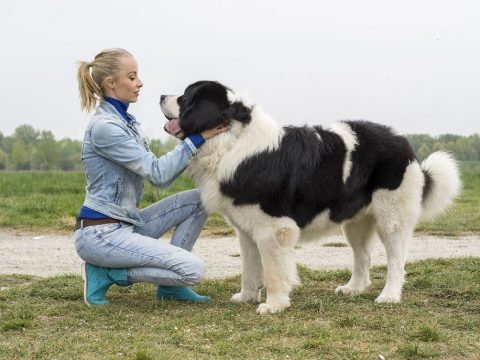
[81,100,198,226]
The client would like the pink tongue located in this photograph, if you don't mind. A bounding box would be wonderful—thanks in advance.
[165,119,182,135]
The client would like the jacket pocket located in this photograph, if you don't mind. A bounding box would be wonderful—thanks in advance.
[114,178,124,205]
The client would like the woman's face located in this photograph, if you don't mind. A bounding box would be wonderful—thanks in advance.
[106,56,143,103]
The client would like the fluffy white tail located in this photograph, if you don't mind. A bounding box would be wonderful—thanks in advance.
[420,151,461,221]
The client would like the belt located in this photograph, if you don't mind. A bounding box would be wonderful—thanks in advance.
[74,218,122,231]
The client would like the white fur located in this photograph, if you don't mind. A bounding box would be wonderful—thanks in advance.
[420,151,461,221]
[227,89,241,103]
[299,210,340,242]
[160,95,180,119]
[217,106,284,182]
[327,122,358,183]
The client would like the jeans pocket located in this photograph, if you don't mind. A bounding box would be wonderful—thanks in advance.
[96,223,123,240]
[74,227,95,254]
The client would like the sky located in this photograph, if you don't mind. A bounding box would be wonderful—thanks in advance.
[1,0,479,141]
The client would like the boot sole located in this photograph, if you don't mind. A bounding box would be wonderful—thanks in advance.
[81,263,91,306]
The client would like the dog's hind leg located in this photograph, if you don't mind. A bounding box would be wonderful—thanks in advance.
[335,215,375,296]
[254,225,300,314]
[231,228,264,303]
[371,162,423,303]
[374,223,414,303]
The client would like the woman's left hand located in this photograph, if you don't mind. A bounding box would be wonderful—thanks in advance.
[201,124,229,140]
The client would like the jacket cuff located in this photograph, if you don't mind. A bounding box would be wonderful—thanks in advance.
[183,137,199,156]
[187,134,206,149]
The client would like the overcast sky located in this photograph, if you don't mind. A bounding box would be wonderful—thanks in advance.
[1,0,478,141]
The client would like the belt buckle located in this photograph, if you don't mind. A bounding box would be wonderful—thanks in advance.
[80,219,84,229]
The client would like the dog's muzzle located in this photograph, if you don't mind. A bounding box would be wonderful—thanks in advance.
[164,118,185,140]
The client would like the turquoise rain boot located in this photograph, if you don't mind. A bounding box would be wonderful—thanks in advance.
[156,286,211,302]
[81,262,129,306]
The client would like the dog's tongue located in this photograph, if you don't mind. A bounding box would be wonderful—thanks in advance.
[165,118,181,135]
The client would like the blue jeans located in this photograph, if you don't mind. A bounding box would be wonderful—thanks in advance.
[74,189,208,286]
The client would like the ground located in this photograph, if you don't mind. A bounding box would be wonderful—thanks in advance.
[0,230,478,279]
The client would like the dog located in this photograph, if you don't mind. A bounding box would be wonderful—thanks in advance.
[160,80,460,314]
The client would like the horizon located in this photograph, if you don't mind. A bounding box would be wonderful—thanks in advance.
[1,121,479,142]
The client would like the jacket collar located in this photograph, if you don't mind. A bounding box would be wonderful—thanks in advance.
[99,99,138,125]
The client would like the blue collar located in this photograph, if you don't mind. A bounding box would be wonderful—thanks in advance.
[103,96,132,123]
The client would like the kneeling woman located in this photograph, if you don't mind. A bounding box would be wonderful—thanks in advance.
[75,48,225,305]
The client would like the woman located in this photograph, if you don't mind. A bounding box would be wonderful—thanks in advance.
[75,48,226,305]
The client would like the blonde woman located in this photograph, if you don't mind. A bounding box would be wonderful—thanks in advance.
[75,48,226,305]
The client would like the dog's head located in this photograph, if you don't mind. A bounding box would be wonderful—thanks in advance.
[160,81,252,140]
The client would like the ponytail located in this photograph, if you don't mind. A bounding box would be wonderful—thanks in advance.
[77,61,101,112]
[76,48,132,112]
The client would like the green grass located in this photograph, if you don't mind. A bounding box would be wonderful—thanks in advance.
[0,162,478,235]
[0,258,479,359]
[0,171,232,235]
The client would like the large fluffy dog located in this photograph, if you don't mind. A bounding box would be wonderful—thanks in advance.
[160,81,460,314]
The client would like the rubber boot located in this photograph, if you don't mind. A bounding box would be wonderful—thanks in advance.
[81,262,129,306]
[156,285,211,302]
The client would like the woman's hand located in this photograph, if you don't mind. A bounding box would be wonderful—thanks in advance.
[201,124,229,140]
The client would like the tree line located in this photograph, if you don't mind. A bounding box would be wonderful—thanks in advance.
[0,124,479,171]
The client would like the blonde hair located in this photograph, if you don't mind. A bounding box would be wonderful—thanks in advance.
[77,48,132,112]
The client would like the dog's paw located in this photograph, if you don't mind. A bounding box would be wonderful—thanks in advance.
[255,298,290,315]
[231,292,246,303]
[231,290,261,303]
[374,293,401,304]
[256,303,284,315]
[335,285,365,296]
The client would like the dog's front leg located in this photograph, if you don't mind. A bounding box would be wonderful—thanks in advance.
[231,228,263,303]
[254,227,299,315]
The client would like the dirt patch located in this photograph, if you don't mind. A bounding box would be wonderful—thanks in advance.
[0,230,479,279]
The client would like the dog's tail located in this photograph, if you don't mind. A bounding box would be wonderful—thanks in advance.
[420,151,461,221]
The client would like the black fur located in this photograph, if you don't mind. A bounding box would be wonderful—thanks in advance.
[221,122,416,227]
[422,169,433,203]
[178,81,251,135]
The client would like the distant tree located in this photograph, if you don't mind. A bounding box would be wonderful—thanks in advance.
[13,125,39,147]
[1,136,14,155]
[453,138,478,161]
[416,143,432,161]
[148,138,178,157]
[0,148,8,170]
[58,138,82,170]
[11,140,31,170]
[31,131,59,170]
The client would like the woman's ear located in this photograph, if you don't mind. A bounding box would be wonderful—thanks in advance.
[223,102,252,124]
[104,76,115,90]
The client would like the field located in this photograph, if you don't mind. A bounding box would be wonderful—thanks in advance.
[0,164,479,359]
[1,258,479,359]
[0,162,479,235]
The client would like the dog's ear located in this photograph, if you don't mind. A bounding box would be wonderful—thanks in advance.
[223,102,252,124]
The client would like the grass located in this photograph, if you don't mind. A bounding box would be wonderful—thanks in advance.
[0,258,479,359]
[0,161,478,235]
[0,171,233,235]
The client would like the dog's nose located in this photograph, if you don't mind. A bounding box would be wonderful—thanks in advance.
[160,95,166,103]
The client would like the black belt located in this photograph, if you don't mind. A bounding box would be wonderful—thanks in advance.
[74,218,122,231]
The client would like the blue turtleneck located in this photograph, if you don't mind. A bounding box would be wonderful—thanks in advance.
[104,96,132,123]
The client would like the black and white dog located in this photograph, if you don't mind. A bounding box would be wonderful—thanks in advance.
[160,81,460,314]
